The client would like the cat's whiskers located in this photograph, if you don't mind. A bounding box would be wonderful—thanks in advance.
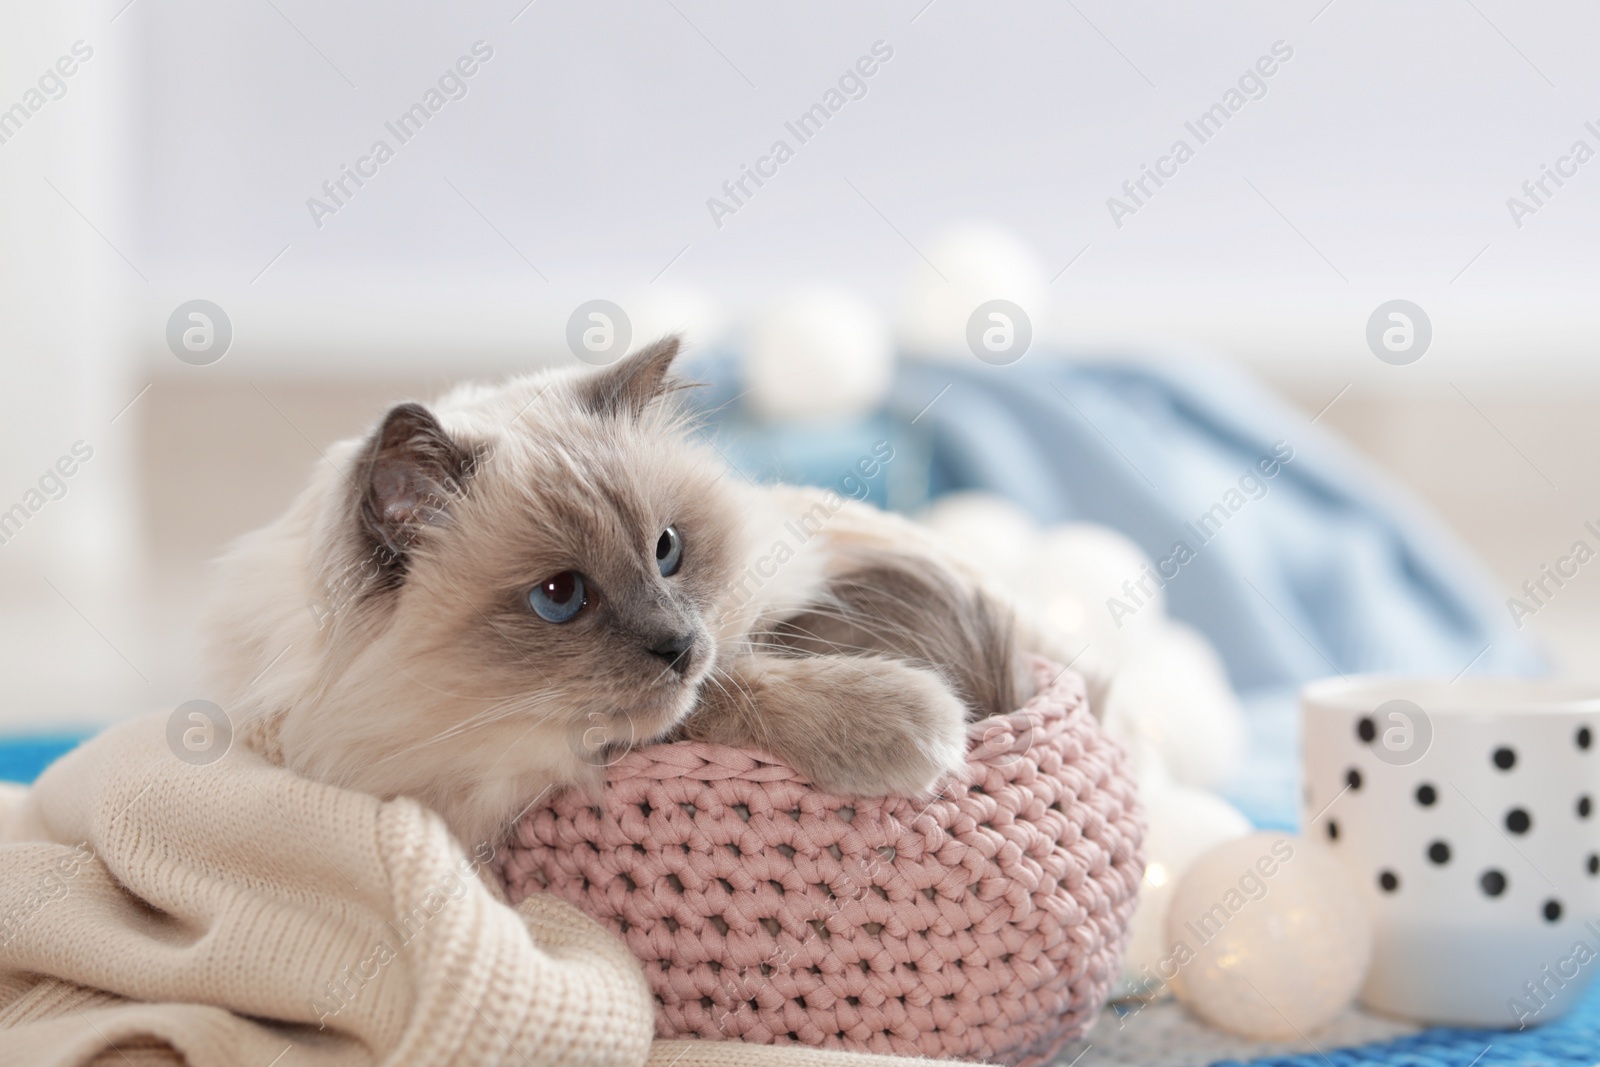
[368,688,571,766]
[645,658,682,690]
[703,662,782,759]
[746,622,913,662]
[482,702,589,776]
[789,597,928,641]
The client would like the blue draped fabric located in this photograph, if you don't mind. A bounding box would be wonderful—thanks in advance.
[686,351,1543,826]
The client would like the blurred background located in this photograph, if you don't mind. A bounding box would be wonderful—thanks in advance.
[2,0,1598,758]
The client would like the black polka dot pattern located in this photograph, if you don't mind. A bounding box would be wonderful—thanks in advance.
[1333,716,1595,922]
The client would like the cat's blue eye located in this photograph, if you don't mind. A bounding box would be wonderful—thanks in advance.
[528,571,586,622]
[655,526,683,577]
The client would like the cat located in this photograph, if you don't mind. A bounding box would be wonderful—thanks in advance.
[203,337,1052,849]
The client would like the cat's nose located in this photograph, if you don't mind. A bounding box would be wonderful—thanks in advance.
[646,631,696,674]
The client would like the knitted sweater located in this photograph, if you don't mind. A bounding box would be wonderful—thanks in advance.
[0,712,964,1067]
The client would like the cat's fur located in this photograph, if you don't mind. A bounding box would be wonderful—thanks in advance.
[204,338,1044,848]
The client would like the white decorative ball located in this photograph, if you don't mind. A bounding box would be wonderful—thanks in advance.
[1101,622,1247,789]
[1119,762,1252,993]
[626,283,727,349]
[1165,832,1372,1039]
[918,492,1041,592]
[1027,523,1163,653]
[744,287,893,421]
[898,223,1048,361]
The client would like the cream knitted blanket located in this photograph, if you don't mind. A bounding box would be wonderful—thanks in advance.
[0,712,963,1067]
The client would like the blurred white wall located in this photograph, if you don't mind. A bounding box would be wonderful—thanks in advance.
[120,0,1600,381]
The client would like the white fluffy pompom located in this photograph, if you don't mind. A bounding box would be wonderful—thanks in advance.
[1118,759,1253,994]
[1102,621,1247,789]
[925,512,1247,791]
[627,284,726,350]
[1028,523,1163,654]
[897,223,1048,362]
[918,492,1041,592]
[744,287,894,422]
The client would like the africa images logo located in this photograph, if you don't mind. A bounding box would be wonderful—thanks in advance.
[706,41,894,229]
[1105,41,1294,228]
[0,40,94,148]
[305,41,494,229]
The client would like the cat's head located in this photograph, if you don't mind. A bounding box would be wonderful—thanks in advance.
[207,337,745,845]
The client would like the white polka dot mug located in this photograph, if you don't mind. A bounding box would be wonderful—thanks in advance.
[1302,676,1600,1028]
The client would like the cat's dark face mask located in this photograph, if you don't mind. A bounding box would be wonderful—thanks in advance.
[332,336,743,771]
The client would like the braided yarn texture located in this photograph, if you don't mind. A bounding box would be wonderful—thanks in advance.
[499,662,1145,1065]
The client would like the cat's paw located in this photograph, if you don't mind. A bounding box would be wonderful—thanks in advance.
[686,654,973,799]
[796,662,971,799]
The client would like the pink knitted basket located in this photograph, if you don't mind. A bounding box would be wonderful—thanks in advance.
[498,661,1144,1065]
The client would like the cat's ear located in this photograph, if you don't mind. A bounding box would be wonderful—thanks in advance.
[355,402,478,560]
[580,335,684,420]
